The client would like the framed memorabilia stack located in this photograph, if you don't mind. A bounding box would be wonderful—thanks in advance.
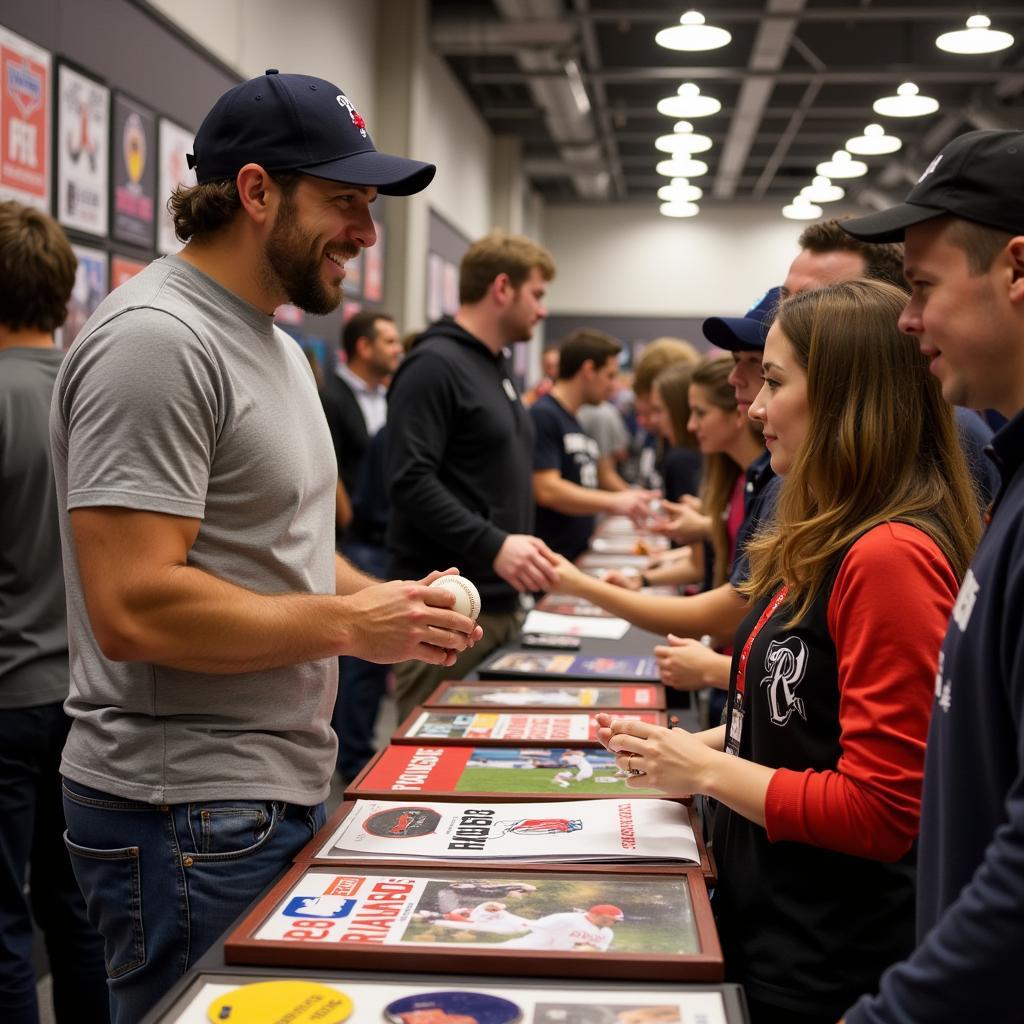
[423,680,666,711]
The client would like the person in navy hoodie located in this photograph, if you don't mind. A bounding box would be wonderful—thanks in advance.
[836,130,1024,1023]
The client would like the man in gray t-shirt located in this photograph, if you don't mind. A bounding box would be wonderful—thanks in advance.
[51,72,479,1024]
[0,201,108,1022]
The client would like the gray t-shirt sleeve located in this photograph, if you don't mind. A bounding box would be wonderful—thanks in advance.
[59,307,222,518]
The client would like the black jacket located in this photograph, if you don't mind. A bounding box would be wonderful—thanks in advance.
[385,319,534,612]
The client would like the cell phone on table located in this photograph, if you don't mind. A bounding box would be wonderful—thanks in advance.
[520,633,582,650]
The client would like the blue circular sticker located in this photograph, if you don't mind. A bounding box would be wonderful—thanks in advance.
[384,991,522,1024]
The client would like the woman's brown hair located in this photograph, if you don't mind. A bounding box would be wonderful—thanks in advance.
[742,279,980,625]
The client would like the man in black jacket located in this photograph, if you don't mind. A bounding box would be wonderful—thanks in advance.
[320,309,401,780]
[386,231,561,718]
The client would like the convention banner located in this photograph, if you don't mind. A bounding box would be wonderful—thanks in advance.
[312,798,699,864]
[110,92,156,248]
[157,116,194,254]
[0,24,50,210]
[55,61,109,236]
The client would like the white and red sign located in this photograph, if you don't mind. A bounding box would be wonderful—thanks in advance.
[0,26,50,210]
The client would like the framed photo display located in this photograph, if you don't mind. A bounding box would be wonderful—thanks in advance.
[393,707,666,746]
[157,116,195,254]
[424,680,666,710]
[61,242,108,348]
[55,60,109,236]
[346,743,687,803]
[0,25,51,211]
[143,970,749,1024]
[224,863,723,981]
[110,91,157,248]
[476,651,661,683]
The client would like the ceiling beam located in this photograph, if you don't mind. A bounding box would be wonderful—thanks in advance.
[584,6,1024,23]
[469,68,1024,85]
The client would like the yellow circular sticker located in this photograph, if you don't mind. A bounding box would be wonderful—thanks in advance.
[207,980,353,1023]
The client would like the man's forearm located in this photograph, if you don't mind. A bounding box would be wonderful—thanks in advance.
[535,475,621,516]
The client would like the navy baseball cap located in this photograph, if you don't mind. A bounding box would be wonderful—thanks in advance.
[843,129,1024,243]
[188,70,435,196]
[702,286,782,352]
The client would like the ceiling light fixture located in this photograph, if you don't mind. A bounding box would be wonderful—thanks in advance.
[800,176,845,203]
[815,150,868,179]
[655,10,732,52]
[656,156,710,178]
[656,82,722,119]
[782,196,823,221]
[657,178,704,202]
[660,201,701,218]
[872,82,940,118]
[845,124,902,156]
[936,14,1014,54]
[655,120,713,154]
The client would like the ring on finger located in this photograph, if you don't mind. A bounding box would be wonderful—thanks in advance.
[625,752,645,777]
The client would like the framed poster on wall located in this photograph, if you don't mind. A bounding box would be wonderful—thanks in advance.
[110,253,148,290]
[156,116,195,254]
[55,61,109,236]
[61,242,108,349]
[0,24,51,211]
[110,92,156,249]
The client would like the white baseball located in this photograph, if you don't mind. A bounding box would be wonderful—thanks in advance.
[429,575,482,621]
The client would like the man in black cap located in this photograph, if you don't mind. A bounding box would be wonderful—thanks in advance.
[837,129,1024,1023]
[50,71,480,1022]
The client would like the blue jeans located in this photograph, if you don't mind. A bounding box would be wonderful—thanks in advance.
[0,703,108,1024]
[334,538,391,780]
[62,779,325,1024]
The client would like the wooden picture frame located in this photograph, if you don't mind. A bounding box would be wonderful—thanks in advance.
[143,968,749,1024]
[393,707,667,747]
[223,862,723,982]
[300,799,715,884]
[424,679,667,711]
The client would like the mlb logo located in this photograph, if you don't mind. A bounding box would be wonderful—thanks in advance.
[282,895,357,919]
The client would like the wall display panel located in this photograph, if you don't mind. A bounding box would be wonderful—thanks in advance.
[110,91,156,249]
[145,969,749,1024]
[55,60,108,236]
[156,116,194,255]
[61,241,108,348]
[0,23,51,210]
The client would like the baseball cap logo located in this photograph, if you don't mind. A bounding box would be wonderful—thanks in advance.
[336,92,368,137]
[917,153,943,183]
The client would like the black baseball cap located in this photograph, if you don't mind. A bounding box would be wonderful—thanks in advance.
[188,70,435,196]
[702,286,781,352]
[842,129,1024,243]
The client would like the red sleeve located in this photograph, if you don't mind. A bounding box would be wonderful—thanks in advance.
[764,522,958,861]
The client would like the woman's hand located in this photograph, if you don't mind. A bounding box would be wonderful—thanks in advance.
[603,569,642,591]
[654,634,729,690]
[602,717,713,794]
[548,553,588,595]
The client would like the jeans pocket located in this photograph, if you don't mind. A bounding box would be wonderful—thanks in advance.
[63,830,145,978]
[188,800,281,859]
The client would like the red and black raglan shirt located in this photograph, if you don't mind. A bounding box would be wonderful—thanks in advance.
[712,522,958,1018]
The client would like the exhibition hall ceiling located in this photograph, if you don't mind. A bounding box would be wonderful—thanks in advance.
[428,0,1024,213]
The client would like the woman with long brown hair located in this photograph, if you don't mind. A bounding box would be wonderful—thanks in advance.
[600,280,979,1024]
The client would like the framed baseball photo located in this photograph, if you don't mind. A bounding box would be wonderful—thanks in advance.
[393,708,667,746]
[424,680,666,711]
[223,863,722,981]
[142,969,749,1023]
[475,651,661,683]
[345,743,685,802]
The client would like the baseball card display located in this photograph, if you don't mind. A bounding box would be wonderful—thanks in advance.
[346,744,680,802]
[394,709,665,746]
[310,799,699,865]
[425,681,665,710]
[224,864,722,981]
[147,972,746,1023]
